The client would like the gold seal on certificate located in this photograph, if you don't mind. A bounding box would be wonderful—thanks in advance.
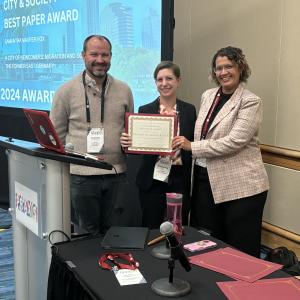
[125,113,178,155]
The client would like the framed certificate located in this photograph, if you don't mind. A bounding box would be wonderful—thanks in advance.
[125,113,178,155]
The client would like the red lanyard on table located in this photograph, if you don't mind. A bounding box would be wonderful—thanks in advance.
[98,253,139,271]
[200,88,222,140]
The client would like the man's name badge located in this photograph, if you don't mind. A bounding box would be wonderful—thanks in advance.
[87,127,104,153]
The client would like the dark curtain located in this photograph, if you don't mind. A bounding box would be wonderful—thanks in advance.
[47,247,96,300]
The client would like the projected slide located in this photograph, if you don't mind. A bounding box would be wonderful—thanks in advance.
[0,0,161,111]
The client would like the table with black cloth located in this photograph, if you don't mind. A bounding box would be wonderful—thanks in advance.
[47,227,289,300]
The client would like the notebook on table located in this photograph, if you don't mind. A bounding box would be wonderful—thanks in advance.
[101,227,149,250]
[189,246,283,282]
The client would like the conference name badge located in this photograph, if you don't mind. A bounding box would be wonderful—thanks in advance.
[87,127,104,153]
[153,157,172,182]
[113,268,147,286]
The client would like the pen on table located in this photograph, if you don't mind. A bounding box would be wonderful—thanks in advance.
[147,235,165,246]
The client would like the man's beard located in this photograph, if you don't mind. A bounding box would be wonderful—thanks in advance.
[90,62,111,78]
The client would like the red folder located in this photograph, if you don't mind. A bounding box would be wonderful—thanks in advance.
[189,247,282,282]
[217,277,300,300]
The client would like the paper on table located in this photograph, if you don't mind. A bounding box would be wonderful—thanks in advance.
[113,268,147,286]
[217,277,300,300]
[189,247,283,282]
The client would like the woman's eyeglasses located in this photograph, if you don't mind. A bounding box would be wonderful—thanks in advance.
[214,64,234,74]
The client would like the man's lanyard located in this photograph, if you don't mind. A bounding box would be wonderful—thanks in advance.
[200,88,222,140]
[82,70,108,128]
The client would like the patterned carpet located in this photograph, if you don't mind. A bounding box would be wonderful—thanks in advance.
[0,208,15,300]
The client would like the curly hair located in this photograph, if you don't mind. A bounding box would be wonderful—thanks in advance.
[210,46,251,85]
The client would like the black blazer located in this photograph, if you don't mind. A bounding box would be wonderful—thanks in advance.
[136,98,197,192]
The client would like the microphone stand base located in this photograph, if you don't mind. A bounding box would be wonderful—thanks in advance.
[151,277,191,297]
[151,245,171,259]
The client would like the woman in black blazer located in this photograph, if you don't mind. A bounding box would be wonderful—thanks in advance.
[121,61,196,229]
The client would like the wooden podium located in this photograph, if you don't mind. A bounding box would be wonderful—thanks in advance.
[0,136,112,300]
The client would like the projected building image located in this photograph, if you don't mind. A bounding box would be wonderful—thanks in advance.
[0,0,162,111]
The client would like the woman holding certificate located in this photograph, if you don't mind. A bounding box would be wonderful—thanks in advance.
[120,61,197,229]
[173,46,269,257]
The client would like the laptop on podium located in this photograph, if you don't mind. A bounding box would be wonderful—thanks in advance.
[23,108,66,154]
[23,108,112,170]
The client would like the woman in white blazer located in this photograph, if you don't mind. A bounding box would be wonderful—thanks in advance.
[173,46,269,257]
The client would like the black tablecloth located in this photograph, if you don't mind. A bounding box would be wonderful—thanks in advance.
[47,227,289,300]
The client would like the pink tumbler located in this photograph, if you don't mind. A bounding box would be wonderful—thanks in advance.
[166,193,183,241]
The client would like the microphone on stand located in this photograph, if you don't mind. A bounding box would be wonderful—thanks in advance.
[160,221,191,272]
[150,193,184,260]
[151,221,192,297]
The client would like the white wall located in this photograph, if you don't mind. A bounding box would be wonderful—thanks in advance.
[174,0,300,233]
